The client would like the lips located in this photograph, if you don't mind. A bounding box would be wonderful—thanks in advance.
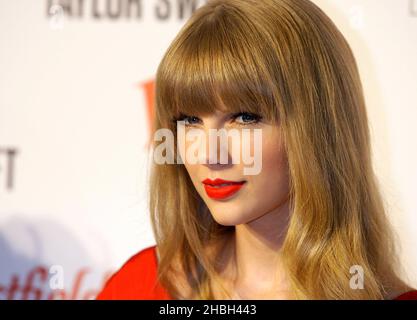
[202,178,246,200]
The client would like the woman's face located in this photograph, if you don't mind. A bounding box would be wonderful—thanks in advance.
[179,109,290,226]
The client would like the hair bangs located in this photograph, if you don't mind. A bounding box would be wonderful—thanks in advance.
[155,4,282,129]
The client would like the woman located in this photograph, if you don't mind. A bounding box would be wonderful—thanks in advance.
[97,0,417,299]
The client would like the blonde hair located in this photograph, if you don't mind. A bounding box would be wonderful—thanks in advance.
[149,0,406,299]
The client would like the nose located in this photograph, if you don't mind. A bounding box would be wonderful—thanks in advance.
[201,128,234,170]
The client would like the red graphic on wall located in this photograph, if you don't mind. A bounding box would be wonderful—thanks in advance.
[0,266,113,300]
[139,79,155,148]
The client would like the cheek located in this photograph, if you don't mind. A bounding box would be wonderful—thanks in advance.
[261,140,289,192]
[246,132,289,209]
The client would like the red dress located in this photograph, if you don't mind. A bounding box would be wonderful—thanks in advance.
[96,245,417,300]
[96,245,172,300]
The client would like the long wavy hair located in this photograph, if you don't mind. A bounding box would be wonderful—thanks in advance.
[149,0,407,299]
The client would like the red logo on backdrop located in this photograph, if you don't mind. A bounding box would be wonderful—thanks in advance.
[0,266,113,300]
[139,79,155,148]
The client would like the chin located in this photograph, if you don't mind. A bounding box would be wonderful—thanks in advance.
[209,209,251,227]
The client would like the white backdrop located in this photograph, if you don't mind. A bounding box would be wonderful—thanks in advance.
[0,0,416,299]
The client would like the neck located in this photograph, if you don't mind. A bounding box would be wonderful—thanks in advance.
[230,199,292,297]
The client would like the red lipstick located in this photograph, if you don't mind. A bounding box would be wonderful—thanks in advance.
[202,178,246,200]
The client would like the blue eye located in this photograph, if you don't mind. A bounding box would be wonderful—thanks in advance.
[233,112,262,125]
[172,112,262,126]
[173,114,201,126]
[186,116,201,125]
[172,113,201,126]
